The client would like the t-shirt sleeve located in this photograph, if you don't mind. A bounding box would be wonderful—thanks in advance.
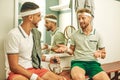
[54,32,66,45]
[97,33,105,49]
[5,32,19,54]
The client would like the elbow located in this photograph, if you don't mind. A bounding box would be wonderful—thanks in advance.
[9,64,19,73]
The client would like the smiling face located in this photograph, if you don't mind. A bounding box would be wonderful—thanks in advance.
[20,2,41,28]
[31,12,41,28]
[44,20,53,31]
[44,14,57,31]
[77,8,93,30]
[78,12,92,29]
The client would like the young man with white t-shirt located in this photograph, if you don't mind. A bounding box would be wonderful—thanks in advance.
[5,2,66,80]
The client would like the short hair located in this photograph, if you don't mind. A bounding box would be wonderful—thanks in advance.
[77,8,92,16]
[44,14,57,20]
[20,2,39,12]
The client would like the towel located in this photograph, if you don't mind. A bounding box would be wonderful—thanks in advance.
[31,28,42,68]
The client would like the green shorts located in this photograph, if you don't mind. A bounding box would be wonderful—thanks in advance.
[71,60,103,78]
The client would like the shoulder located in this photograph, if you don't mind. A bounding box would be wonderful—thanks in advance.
[56,30,64,36]
[94,29,101,36]
[93,29,103,40]
[8,27,20,38]
[57,31,64,35]
[6,28,20,45]
[71,30,79,36]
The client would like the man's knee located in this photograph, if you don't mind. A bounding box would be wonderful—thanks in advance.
[71,67,85,80]
[92,71,110,80]
[43,71,66,80]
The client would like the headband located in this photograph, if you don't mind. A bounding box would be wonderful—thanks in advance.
[78,12,92,17]
[45,18,57,23]
[20,8,40,17]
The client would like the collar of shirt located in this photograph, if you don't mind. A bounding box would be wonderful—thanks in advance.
[51,27,59,36]
[79,28,96,35]
[19,25,32,38]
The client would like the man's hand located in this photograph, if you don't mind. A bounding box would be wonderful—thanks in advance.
[94,50,101,58]
[54,44,68,53]
[41,44,48,50]
[50,56,60,64]
[94,49,106,59]
[101,52,106,59]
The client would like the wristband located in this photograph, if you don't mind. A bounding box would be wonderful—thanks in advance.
[45,56,51,62]
[30,73,38,80]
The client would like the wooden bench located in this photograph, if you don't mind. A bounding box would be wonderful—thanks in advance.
[60,61,120,80]
[102,61,120,80]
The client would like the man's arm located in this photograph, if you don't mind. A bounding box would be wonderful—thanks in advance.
[94,48,106,59]
[7,54,42,80]
[41,55,60,63]
[99,48,106,59]
[51,32,66,53]
[52,44,75,55]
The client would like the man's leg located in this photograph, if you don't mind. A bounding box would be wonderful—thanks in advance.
[41,71,66,80]
[8,68,66,80]
[12,75,28,80]
[32,68,65,80]
[86,61,110,80]
[7,72,28,80]
[92,71,110,80]
[71,66,85,80]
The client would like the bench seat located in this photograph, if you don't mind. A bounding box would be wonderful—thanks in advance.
[102,61,120,80]
[60,61,120,80]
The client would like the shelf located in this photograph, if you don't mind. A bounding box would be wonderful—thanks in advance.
[44,53,73,58]
[49,4,70,11]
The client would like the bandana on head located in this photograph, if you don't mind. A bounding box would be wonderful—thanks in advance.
[45,18,57,23]
[20,8,40,17]
[78,12,92,17]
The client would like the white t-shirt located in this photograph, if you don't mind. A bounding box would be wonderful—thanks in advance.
[5,26,33,69]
